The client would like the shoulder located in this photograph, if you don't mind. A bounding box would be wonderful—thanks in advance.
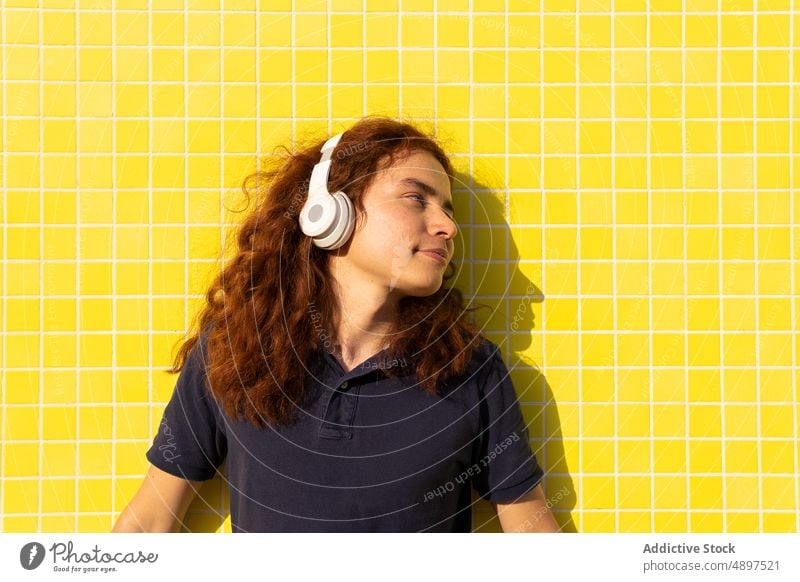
[444,335,504,391]
[469,336,503,372]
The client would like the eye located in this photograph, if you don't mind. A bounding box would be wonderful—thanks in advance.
[407,193,427,208]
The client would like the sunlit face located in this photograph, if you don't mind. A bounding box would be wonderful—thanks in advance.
[334,150,458,298]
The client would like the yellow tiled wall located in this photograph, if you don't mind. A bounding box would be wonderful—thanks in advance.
[2,0,798,533]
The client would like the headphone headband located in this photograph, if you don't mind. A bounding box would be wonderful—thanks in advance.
[308,133,344,201]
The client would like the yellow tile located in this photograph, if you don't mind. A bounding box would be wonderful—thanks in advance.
[6,298,40,332]
[650,262,682,295]
[619,511,651,532]
[757,13,790,47]
[760,405,793,438]
[4,406,39,441]
[721,50,753,83]
[653,475,687,509]
[721,226,755,260]
[507,156,541,189]
[649,156,681,189]
[472,50,505,84]
[616,333,649,367]
[581,440,615,474]
[508,84,539,118]
[689,439,722,473]
[762,513,797,533]
[116,334,148,367]
[114,11,148,45]
[79,334,112,368]
[651,51,683,88]
[727,476,760,510]
[721,85,753,118]
[579,86,610,118]
[690,511,723,532]
[509,15,539,48]
[725,404,758,437]
[78,478,113,514]
[580,263,613,295]
[760,440,793,472]
[726,511,759,532]
[115,442,148,475]
[3,516,39,532]
[582,476,615,509]
[689,476,723,510]
[42,479,75,513]
[471,14,505,48]
[543,51,575,83]
[115,84,148,117]
[222,12,255,46]
[42,407,76,441]
[653,404,686,438]
[757,50,789,82]
[41,298,75,332]
[544,263,578,297]
[78,442,113,476]
[7,226,39,260]
[688,406,722,439]
[5,191,40,223]
[471,85,504,119]
[78,263,111,296]
[758,297,791,331]
[187,12,220,46]
[364,14,401,51]
[685,15,718,48]
[188,50,221,83]
[151,226,185,260]
[723,369,757,402]
[7,334,40,368]
[79,370,113,404]
[6,10,39,44]
[4,443,40,477]
[41,442,75,477]
[543,333,579,367]
[115,406,151,440]
[760,369,793,402]
[721,14,753,47]
[40,515,73,532]
[582,333,613,366]
[614,405,647,439]
[726,440,759,473]
[760,333,792,367]
[616,299,648,332]
[3,479,39,514]
[400,14,433,47]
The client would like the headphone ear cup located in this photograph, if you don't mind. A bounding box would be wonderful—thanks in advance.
[299,195,337,238]
[312,191,355,250]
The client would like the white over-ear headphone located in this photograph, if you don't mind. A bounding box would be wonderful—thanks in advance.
[298,132,356,250]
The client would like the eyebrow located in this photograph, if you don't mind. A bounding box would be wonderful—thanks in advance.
[398,177,455,217]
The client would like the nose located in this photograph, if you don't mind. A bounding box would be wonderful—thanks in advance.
[430,204,457,241]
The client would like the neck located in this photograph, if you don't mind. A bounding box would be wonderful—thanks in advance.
[327,261,400,365]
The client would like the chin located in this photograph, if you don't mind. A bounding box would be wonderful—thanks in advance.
[394,278,444,298]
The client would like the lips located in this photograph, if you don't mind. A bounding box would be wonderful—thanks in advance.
[416,247,449,262]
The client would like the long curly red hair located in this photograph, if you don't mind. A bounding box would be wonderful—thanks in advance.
[170,116,488,428]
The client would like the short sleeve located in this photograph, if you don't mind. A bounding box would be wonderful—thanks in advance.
[145,336,228,481]
[471,344,544,503]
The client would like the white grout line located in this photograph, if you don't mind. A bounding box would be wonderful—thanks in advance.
[752,0,762,533]
[681,0,690,534]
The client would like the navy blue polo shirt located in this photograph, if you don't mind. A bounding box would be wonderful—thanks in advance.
[145,334,544,532]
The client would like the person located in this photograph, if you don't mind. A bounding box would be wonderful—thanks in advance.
[111,116,560,533]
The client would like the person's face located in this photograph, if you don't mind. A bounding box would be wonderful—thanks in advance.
[336,150,458,298]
